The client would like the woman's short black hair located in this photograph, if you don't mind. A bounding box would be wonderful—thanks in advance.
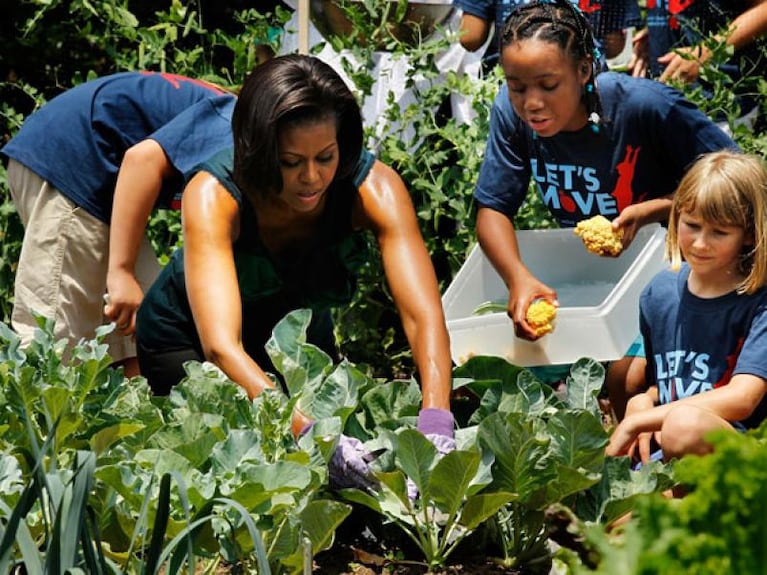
[232,54,363,200]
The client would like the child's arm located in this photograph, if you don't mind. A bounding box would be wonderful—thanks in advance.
[458,12,491,52]
[607,374,767,456]
[105,139,175,333]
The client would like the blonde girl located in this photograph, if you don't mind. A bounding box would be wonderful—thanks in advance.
[607,150,767,465]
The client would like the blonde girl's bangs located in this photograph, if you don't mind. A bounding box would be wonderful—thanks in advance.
[676,161,753,230]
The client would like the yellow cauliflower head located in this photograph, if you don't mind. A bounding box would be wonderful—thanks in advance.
[526,299,557,337]
[574,215,624,256]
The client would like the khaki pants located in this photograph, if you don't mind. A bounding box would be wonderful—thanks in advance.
[7,159,161,363]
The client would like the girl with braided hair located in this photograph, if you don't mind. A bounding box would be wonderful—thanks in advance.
[471,0,738,414]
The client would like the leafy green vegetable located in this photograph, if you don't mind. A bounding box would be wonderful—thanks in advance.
[339,429,514,570]
[571,426,767,574]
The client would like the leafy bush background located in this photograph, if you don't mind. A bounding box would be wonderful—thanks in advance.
[1,0,765,380]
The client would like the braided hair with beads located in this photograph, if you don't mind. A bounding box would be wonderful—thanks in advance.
[500,0,603,133]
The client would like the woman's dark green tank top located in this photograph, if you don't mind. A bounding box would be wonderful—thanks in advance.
[137,147,375,353]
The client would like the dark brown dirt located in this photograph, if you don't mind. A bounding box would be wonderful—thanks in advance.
[312,543,526,574]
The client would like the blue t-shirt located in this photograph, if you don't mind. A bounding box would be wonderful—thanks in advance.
[1,71,236,223]
[474,72,737,227]
[645,0,764,100]
[453,0,642,64]
[639,264,767,429]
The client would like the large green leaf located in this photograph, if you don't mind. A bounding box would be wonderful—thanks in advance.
[458,492,517,531]
[547,410,608,474]
[358,379,422,432]
[497,372,549,417]
[478,412,556,499]
[565,358,605,417]
[266,309,334,398]
[430,449,481,516]
[453,356,525,392]
[227,460,313,507]
[302,360,363,421]
[209,429,264,473]
[396,429,438,499]
[301,499,352,555]
[90,422,146,455]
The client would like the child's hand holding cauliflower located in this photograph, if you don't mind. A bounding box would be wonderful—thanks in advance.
[525,299,557,337]
[574,215,624,256]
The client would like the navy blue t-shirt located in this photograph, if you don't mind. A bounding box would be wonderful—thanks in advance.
[1,71,236,223]
[474,72,737,227]
[640,264,767,429]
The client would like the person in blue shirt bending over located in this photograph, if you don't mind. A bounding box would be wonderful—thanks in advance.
[1,72,236,376]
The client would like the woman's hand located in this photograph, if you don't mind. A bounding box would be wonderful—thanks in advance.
[291,407,314,439]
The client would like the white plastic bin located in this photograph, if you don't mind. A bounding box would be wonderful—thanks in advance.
[442,224,668,366]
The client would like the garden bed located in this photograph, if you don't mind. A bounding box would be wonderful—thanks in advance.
[313,544,526,574]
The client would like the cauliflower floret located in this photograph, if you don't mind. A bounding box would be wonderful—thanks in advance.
[526,299,557,337]
[574,215,624,256]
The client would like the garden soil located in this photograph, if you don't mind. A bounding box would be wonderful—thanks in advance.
[312,542,527,574]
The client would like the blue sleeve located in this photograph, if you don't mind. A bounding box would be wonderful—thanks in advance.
[735,305,767,382]
[650,82,739,167]
[453,0,495,20]
[353,150,375,187]
[473,84,531,218]
[150,95,235,177]
[639,286,656,388]
[623,0,643,27]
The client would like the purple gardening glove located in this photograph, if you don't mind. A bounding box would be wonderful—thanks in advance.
[328,434,379,491]
[417,408,456,453]
[408,408,457,501]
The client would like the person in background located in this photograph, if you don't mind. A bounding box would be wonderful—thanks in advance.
[454,0,643,69]
[0,71,236,376]
[470,0,737,411]
[606,150,767,471]
[134,55,455,489]
[629,1,767,127]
